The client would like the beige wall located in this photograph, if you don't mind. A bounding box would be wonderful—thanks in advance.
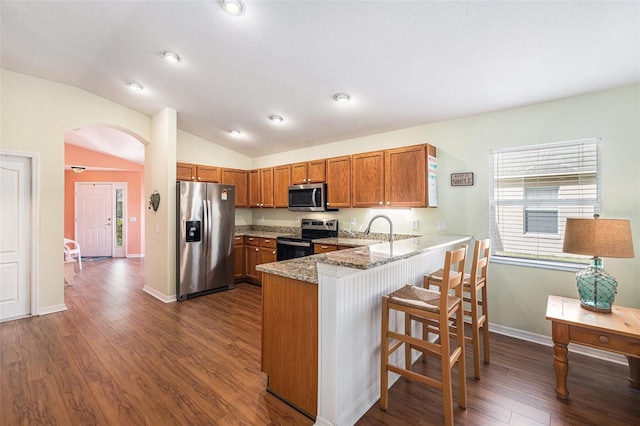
[251,85,640,335]
[0,69,150,312]
[2,67,637,337]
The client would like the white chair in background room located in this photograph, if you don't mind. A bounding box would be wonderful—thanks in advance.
[64,238,82,270]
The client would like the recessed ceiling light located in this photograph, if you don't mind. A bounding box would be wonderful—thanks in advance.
[162,50,181,64]
[127,82,144,92]
[269,115,284,123]
[229,129,241,136]
[220,0,245,16]
[333,93,351,103]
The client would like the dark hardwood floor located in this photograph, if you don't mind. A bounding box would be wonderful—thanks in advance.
[1,258,638,425]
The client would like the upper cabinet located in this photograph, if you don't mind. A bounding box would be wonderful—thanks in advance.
[176,162,219,183]
[196,165,219,182]
[250,168,274,208]
[177,162,196,181]
[351,151,385,207]
[384,145,426,208]
[291,160,326,184]
[326,155,352,208]
[352,144,437,208]
[273,165,291,208]
[221,168,249,208]
[177,143,436,209]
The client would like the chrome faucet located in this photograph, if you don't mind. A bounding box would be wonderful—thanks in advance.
[364,214,394,244]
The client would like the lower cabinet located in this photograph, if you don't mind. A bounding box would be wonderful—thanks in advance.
[314,244,337,254]
[242,236,276,285]
[244,237,260,283]
[234,236,244,280]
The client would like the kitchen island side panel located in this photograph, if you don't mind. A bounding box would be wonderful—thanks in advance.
[261,273,318,418]
[315,244,457,426]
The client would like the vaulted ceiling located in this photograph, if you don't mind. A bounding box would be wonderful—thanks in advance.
[2,1,638,162]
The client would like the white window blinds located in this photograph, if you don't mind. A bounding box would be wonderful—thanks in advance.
[490,138,600,265]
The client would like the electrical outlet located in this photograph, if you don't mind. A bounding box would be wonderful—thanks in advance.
[350,217,356,226]
[438,220,446,231]
[296,216,301,223]
[412,219,419,230]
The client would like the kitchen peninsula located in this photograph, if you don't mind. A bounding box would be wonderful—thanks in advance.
[257,234,470,425]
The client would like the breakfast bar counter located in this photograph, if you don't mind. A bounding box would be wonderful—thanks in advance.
[258,234,470,424]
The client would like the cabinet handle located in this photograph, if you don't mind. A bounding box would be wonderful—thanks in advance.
[198,177,201,180]
[598,335,609,344]
[379,201,383,205]
[387,201,390,205]
[255,248,259,252]
[272,250,276,254]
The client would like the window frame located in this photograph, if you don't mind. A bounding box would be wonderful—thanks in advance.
[489,138,600,271]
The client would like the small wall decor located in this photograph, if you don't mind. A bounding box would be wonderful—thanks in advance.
[451,172,474,186]
[149,190,161,211]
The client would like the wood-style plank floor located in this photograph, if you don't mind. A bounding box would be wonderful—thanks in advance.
[1,258,638,425]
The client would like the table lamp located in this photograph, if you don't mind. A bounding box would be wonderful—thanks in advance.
[562,214,635,313]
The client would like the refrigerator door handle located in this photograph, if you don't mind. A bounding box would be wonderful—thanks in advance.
[202,199,209,257]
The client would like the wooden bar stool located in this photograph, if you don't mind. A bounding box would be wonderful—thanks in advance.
[380,246,467,425]
[424,238,491,380]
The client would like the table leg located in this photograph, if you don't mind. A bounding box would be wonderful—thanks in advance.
[551,322,569,399]
[627,356,640,389]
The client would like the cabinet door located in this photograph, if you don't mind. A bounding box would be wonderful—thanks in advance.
[196,165,219,183]
[221,168,249,208]
[326,156,351,208]
[176,162,196,181]
[245,244,260,281]
[384,145,426,207]
[234,237,244,279]
[307,160,326,183]
[273,165,291,208]
[291,162,308,184]
[249,170,261,207]
[352,151,384,207]
[260,168,274,208]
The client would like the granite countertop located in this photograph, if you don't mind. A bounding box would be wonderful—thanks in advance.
[256,234,471,284]
[311,237,383,247]
[235,230,293,239]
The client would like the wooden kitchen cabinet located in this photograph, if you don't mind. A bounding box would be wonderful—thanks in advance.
[314,244,338,254]
[351,150,385,207]
[384,145,426,207]
[273,165,291,208]
[195,165,219,182]
[326,155,351,208]
[176,162,196,181]
[244,237,260,282]
[291,160,326,184]
[250,168,274,208]
[221,168,249,208]
[259,238,278,278]
[234,236,244,280]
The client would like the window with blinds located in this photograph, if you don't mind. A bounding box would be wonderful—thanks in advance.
[490,138,600,267]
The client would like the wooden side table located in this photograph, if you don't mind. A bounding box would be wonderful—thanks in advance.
[545,295,640,399]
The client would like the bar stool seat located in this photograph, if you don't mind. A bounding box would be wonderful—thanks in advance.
[380,246,468,425]
[425,238,491,380]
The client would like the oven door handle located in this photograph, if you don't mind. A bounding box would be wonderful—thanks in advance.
[277,240,312,248]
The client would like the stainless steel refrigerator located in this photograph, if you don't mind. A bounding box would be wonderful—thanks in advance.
[176,181,235,300]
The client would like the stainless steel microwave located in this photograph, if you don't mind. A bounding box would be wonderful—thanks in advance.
[288,183,327,211]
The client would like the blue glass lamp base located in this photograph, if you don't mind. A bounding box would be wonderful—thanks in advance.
[575,258,617,313]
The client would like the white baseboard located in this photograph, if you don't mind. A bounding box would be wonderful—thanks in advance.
[489,322,627,365]
[126,254,145,258]
[143,285,177,303]
[38,304,68,316]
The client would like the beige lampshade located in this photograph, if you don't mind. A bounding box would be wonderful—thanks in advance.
[563,217,635,258]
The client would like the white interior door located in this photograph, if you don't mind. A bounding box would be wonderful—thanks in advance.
[77,183,113,257]
[0,155,31,321]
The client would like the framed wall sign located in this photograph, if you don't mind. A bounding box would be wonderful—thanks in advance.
[451,172,474,186]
